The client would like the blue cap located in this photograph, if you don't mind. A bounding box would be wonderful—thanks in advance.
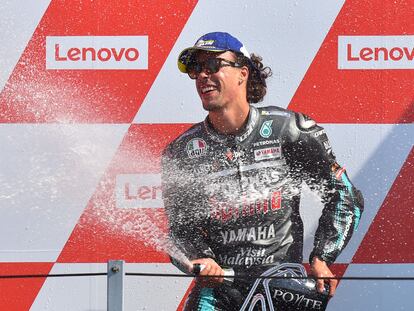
[177,32,251,73]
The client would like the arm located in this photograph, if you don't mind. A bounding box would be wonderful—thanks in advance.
[292,113,364,294]
[310,159,363,296]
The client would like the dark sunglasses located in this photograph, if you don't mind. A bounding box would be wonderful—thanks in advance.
[186,58,243,79]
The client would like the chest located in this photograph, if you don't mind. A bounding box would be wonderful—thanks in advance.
[198,138,290,199]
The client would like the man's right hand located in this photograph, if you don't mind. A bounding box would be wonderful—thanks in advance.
[191,258,225,287]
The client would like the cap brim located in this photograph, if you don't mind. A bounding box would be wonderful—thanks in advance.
[177,47,227,73]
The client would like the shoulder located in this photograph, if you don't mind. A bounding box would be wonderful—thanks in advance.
[256,105,294,120]
[294,112,318,131]
[162,122,204,159]
[288,110,327,143]
[256,105,323,139]
[256,105,317,129]
[286,111,335,160]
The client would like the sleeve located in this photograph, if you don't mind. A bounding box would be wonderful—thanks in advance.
[291,113,364,266]
[161,146,216,272]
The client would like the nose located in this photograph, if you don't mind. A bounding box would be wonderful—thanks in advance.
[197,67,210,79]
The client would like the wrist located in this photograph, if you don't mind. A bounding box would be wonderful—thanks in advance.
[309,251,333,266]
[311,256,325,264]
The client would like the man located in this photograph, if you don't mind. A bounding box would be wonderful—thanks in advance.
[162,32,363,310]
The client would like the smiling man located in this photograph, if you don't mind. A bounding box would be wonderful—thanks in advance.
[162,32,364,311]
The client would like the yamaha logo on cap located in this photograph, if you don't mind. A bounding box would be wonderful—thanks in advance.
[195,39,215,48]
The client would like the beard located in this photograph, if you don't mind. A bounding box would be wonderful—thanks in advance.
[201,96,225,112]
[202,102,222,112]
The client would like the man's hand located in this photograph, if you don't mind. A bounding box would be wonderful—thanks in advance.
[190,258,224,287]
[310,257,338,297]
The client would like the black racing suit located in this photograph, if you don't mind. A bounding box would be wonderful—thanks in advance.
[161,105,363,311]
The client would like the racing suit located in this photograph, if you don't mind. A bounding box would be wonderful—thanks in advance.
[161,105,363,310]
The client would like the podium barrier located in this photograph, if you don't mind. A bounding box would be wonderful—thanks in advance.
[107,260,125,311]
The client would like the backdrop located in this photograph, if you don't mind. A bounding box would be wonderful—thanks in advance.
[0,1,413,310]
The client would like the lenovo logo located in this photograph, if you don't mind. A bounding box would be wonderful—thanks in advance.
[116,174,163,209]
[338,35,414,69]
[46,36,148,69]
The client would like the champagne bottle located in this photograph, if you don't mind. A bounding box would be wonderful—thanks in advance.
[192,263,235,284]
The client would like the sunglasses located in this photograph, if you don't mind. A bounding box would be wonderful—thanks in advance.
[186,57,243,79]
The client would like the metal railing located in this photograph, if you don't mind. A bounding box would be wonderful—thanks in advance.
[1,260,414,311]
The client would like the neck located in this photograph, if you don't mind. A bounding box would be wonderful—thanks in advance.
[208,102,250,135]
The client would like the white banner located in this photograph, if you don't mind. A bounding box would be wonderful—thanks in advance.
[46,36,148,69]
[338,35,414,69]
[116,173,163,208]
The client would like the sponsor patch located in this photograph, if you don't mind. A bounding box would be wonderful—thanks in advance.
[312,129,326,138]
[323,140,331,150]
[252,139,279,147]
[335,167,346,179]
[219,224,276,245]
[259,120,273,138]
[254,146,281,161]
[237,108,259,142]
[261,110,290,117]
[331,162,346,180]
[186,138,207,158]
[210,191,282,223]
[218,247,275,268]
[226,148,234,162]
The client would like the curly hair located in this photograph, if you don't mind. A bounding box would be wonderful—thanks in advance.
[237,53,272,103]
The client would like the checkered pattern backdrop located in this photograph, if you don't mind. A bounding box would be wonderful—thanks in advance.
[0,1,412,310]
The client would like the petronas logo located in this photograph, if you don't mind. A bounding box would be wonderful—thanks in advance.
[260,120,273,138]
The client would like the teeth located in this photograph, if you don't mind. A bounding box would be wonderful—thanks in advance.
[201,86,216,94]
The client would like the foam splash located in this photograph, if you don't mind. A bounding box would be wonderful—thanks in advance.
[100,207,191,269]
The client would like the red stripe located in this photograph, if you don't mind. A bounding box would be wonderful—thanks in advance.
[288,0,414,124]
[352,147,414,263]
[176,279,195,311]
[0,0,198,123]
[0,263,53,311]
[57,124,193,263]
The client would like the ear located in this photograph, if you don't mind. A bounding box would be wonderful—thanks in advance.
[239,66,249,82]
